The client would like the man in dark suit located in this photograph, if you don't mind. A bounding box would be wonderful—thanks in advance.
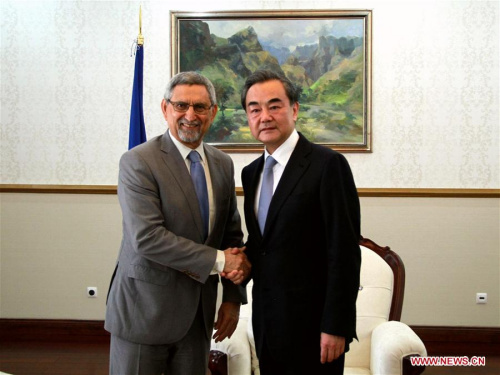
[240,70,361,374]
[105,71,250,374]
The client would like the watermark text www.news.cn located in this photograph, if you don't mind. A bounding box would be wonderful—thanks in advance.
[411,356,486,367]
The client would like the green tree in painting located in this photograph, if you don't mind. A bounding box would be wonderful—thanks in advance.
[205,79,239,142]
[214,79,235,111]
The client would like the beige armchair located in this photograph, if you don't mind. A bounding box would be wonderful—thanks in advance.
[209,237,427,375]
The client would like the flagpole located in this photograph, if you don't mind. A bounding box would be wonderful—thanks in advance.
[137,5,144,46]
[128,5,147,149]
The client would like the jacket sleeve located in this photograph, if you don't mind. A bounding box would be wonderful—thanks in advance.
[319,152,361,343]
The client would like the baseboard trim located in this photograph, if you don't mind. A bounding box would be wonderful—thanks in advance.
[412,325,500,356]
[0,319,109,342]
[1,319,498,356]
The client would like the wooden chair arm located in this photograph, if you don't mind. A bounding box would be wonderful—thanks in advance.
[208,350,228,375]
[403,355,426,375]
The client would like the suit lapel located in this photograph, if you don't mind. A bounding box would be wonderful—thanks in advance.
[246,155,265,241]
[204,144,222,243]
[160,132,206,241]
[263,135,312,236]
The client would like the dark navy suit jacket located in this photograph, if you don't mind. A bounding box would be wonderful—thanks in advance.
[242,133,361,365]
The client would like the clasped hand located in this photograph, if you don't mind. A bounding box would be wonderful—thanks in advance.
[221,247,251,285]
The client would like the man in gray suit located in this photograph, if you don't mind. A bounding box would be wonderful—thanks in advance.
[105,71,250,374]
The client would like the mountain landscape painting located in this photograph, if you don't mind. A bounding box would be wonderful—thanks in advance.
[173,11,372,151]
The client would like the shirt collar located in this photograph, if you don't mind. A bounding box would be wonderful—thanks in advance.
[264,129,299,167]
[168,129,206,162]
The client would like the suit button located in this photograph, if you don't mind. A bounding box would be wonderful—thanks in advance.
[261,251,266,255]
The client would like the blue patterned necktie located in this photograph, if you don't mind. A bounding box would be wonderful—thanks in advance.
[188,151,209,240]
[257,156,277,234]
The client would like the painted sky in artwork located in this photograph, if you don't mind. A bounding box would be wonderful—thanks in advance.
[206,18,364,51]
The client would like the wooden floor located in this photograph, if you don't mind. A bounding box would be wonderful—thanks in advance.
[1,338,500,375]
[0,339,109,375]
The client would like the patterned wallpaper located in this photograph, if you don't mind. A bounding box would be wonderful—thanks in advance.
[1,0,498,188]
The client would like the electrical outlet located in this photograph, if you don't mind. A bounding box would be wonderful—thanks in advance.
[476,293,487,304]
[87,287,98,298]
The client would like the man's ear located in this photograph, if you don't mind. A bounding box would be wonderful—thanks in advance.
[292,101,300,121]
[161,99,168,120]
[210,104,219,120]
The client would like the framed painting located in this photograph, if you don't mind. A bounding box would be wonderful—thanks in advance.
[171,10,372,152]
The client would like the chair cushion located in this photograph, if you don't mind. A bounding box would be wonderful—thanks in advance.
[345,246,394,369]
[244,280,260,374]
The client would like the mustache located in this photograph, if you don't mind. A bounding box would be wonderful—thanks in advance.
[179,119,201,127]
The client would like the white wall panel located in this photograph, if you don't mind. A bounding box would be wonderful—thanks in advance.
[1,0,498,188]
[1,193,498,326]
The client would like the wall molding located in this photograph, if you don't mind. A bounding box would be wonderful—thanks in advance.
[356,188,500,198]
[0,184,118,195]
[1,184,499,198]
[1,319,498,355]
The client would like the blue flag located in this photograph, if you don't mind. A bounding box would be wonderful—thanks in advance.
[128,44,146,149]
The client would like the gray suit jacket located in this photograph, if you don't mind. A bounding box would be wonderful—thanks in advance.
[105,131,244,345]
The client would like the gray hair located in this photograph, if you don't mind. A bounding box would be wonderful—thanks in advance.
[164,71,217,105]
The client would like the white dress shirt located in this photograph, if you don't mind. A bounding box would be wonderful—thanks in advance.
[254,129,300,216]
[169,131,225,274]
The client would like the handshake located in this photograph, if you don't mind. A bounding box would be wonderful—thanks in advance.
[221,247,251,285]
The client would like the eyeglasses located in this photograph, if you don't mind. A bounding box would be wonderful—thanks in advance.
[167,99,213,115]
